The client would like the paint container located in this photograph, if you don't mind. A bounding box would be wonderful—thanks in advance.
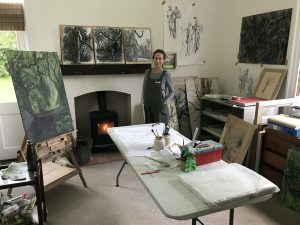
[163,134,172,146]
[154,137,165,151]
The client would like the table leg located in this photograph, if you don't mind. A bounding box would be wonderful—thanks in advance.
[116,161,127,187]
[229,208,234,225]
[192,218,204,225]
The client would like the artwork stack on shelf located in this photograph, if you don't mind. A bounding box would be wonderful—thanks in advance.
[267,114,300,138]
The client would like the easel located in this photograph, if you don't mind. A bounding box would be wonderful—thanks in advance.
[17,132,87,191]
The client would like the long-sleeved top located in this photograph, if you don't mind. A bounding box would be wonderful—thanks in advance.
[142,68,175,104]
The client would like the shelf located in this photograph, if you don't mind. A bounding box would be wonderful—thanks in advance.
[202,110,228,122]
[202,125,223,139]
[60,63,151,76]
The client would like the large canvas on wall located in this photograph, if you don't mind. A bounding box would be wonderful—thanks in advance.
[5,50,74,144]
[60,25,95,65]
[93,26,124,64]
[238,8,292,65]
[123,28,152,64]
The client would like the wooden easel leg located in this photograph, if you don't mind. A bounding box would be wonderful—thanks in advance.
[67,150,88,188]
[7,137,28,196]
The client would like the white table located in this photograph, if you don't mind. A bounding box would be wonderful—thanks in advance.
[108,124,275,225]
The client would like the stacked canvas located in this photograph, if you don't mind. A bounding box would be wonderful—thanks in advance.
[267,114,300,137]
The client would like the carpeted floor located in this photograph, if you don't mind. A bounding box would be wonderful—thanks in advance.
[6,150,300,225]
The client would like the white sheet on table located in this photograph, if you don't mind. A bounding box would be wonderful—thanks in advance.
[178,163,279,208]
[113,124,189,157]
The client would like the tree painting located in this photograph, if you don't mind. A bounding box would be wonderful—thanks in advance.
[123,28,152,63]
[93,27,124,64]
[5,50,74,144]
[238,8,292,65]
[60,25,94,64]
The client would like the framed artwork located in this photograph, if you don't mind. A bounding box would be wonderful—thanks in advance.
[5,50,74,144]
[60,25,95,65]
[238,8,292,65]
[220,114,257,164]
[123,28,152,64]
[164,52,176,70]
[253,68,287,100]
[93,26,124,64]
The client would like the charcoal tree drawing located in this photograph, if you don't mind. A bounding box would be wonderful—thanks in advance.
[238,8,292,65]
[60,25,94,64]
[123,28,152,63]
[5,50,74,144]
[93,27,124,64]
[167,5,182,39]
[238,68,254,97]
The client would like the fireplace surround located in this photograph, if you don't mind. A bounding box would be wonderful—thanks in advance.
[65,74,144,139]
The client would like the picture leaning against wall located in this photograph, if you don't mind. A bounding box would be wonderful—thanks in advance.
[60,25,95,65]
[5,50,74,144]
[93,26,124,64]
[123,28,152,64]
[238,8,292,65]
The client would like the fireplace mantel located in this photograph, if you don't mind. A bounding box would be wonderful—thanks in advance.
[61,64,151,76]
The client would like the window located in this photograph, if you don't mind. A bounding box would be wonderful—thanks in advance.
[0,0,26,102]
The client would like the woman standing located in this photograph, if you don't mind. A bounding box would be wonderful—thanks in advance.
[143,49,175,128]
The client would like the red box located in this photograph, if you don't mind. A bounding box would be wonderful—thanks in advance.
[194,149,222,166]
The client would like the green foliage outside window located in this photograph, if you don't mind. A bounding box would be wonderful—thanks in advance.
[0,31,17,77]
[0,31,17,102]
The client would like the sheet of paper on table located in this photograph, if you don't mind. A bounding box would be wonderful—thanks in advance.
[113,124,188,157]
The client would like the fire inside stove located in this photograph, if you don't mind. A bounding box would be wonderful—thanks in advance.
[97,121,115,135]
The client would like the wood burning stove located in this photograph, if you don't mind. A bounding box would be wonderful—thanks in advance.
[90,92,118,147]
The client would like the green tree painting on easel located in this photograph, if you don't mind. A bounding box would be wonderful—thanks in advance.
[4,50,74,144]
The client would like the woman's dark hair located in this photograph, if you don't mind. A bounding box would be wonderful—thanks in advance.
[152,49,166,59]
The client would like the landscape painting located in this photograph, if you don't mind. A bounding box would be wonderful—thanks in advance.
[123,28,152,64]
[93,26,124,64]
[238,8,292,65]
[5,50,74,144]
[60,25,95,64]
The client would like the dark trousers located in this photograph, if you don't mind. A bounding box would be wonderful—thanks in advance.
[144,104,169,125]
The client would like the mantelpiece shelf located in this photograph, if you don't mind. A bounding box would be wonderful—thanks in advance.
[60,64,151,76]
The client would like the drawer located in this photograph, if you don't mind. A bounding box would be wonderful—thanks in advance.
[261,149,287,171]
[261,164,283,188]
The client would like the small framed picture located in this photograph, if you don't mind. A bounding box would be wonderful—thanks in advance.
[164,52,176,70]
[253,68,287,100]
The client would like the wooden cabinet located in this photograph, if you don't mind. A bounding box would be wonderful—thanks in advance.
[199,97,256,141]
[261,128,300,188]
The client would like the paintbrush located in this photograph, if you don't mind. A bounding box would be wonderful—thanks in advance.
[151,129,157,138]
[144,156,170,167]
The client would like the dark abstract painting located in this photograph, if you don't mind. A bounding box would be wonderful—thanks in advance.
[238,8,292,65]
[93,27,124,64]
[5,50,74,144]
[60,25,95,64]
